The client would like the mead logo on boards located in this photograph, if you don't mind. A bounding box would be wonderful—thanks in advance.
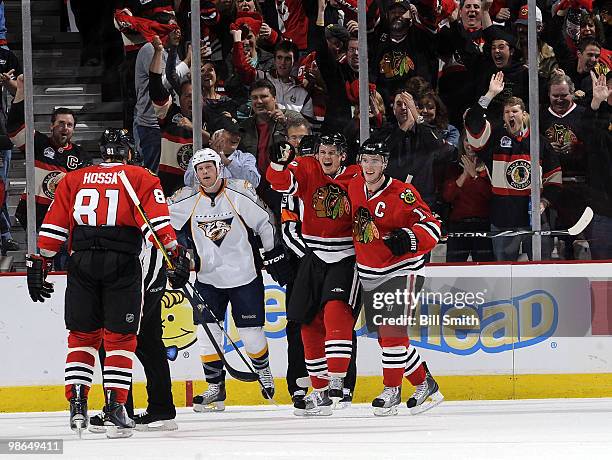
[409,290,558,355]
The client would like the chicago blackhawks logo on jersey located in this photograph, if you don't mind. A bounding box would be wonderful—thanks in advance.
[197,218,233,246]
[176,144,193,170]
[400,188,416,205]
[545,124,578,152]
[312,183,351,219]
[353,207,380,244]
[506,160,531,190]
[379,51,415,78]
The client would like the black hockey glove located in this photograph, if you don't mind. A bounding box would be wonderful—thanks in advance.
[26,254,54,302]
[269,140,296,167]
[167,245,190,289]
[263,246,293,287]
[384,229,419,256]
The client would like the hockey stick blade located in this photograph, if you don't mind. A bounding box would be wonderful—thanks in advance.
[295,375,324,388]
[185,281,280,405]
[567,206,594,236]
[182,288,259,382]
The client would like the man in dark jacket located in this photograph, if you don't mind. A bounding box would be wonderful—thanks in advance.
[379,89,455,210]
[239,79,299,217]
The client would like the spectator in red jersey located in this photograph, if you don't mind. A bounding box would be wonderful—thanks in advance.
[442,131,494,262]
[260,0,310,51]
[113,0,178,128]
[224,11,278,112]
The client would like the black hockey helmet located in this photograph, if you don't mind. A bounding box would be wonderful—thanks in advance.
[318,132,348,153]
[99,128,140,164]
[297,134,319,156]
[358,138,390,161]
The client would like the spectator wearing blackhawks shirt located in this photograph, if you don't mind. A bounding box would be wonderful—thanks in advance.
[8,75,92,238]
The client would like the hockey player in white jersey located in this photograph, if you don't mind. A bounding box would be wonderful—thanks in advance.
[168,148,292,411]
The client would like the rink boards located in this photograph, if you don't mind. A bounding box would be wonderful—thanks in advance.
[1,262,611,412]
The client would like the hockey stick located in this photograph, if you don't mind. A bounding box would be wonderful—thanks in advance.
[181,281,281,405]
[116,171,260,383]
[445,206,593,239]
[181,288,258,382]
[117,171,280,400]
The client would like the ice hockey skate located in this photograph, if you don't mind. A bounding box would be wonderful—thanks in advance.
[257,366,275,400]
[103,391,135,439]
[134,411,178,432]
[293,389,333,416]
[88,411,106,433]
[335,388,353,410]
[406,366,444,415]
[68,384,88,438]
[291,389,306,405]
[372,386,402,416]
[193,382,226,412]
[328,376,344,407]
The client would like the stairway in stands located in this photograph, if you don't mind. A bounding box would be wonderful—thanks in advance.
[1,0,122,271]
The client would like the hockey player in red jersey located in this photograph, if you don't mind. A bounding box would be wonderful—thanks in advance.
[267,133,360,416]
[349,138,444,416]
[26,129,189,438]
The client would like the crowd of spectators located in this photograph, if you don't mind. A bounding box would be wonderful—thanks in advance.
[1,0,612,266]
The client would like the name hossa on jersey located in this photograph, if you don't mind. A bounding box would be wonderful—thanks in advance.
[349,175,441,281]
[266,155,361,263]
[37,163,176,254]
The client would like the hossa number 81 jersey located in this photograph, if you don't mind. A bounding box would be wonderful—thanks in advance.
[38,163,176,255]
[348,175,441,283]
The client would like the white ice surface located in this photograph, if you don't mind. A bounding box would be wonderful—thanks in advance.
[1,399,611,460]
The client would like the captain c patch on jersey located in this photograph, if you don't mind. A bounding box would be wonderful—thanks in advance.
[197,218,233,246]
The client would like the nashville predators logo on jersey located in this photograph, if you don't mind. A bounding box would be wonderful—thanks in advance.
[312,183,351,219]
[197,218,233,246]
[353,207,380,244]
[545,124,577,151]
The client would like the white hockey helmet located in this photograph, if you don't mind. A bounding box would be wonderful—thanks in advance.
[192,148,221,172]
